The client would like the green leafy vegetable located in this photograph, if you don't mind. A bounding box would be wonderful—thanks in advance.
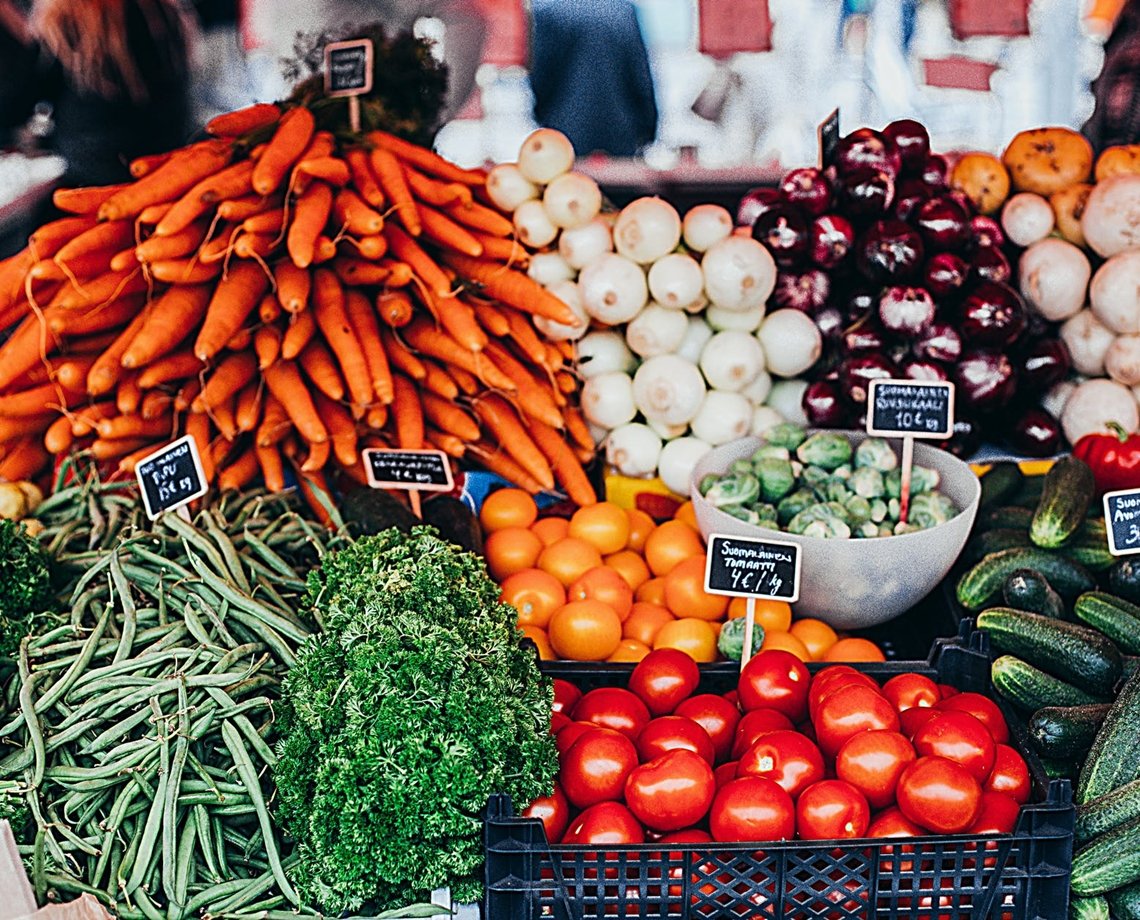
[0,520,54,660]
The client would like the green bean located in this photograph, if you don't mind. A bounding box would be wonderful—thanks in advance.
[70,649,197,699]
[241,528,306,583]
[205,688,275,768]
[252,575,298,622]
[192,803,222,884]
[42,870,118,906]
[19,671,46,788]
[28,623,80,651]
[211,643,265,675]
[110,551,137,665]
[67,784,115,828]
[48,811,101,857]
[208,855,301,915]
[115,805,144,895]
[81,706,153,755]
[135,623,191,659]
[182,599,219,650]
[211,806,230,881]
[183,877,252,917]
[169,811,196,919]
[91,779,144,889]
[125,700,170,895]
[181,778,247,796]
[161,679,190,902]
[133,886,166,920]
[203,512,254,595]
[185,552,309,643]
[26,791,69,871]
[45,743,157,783]
[36,599,113,714]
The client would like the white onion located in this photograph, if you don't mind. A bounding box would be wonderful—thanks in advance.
[614,197,682,264]
[647,253,704,310]
[683,204,733,252]
[605,423,663,477]
[577,331,636,378]
[658,436,713,496]
[517,128,575,184]
[684,297,709,314]
[647,416,688,440]
[578,253,648,324]
[588,423,609,445]
[766,379,809,427]
[741,370,773,406]
[1090,249,1140,334]
[701,236,777,312]
[1018,238,1090,322]
[691,390,752,445]
[751,405,785,436]
[632,354,707,425]
[706,303,765,332]
[485,163,538,212]
[1106,334,1140,386]
[527,252,575,287]
[625,304,689,357]
[1061,309,1117,377]
[756,310,822,377]
[1061,377,1139,445]
[675,315,714,363]
[1081,174,1140,257]
[1001,193,1055,248]
[581,371,637,430]
[513,199,558,249]
[542,172,602,230]
[559,218,613,269]
[699,330,766,391]
[534,280,589,341]
[1041,380,1078,420]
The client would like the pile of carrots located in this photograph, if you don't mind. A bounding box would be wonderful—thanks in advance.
[0,101,597,506]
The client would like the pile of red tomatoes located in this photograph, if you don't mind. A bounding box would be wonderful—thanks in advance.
[525,649,1031,845]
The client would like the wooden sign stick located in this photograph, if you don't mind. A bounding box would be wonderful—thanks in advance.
[899,435,915,524]
[741,597,757,671]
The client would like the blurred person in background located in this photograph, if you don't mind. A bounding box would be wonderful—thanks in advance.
[1084,0,1140,151]
[191,0,257,124]
[529,0,657,157]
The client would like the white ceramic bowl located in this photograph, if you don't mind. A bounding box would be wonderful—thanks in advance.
[690,432,981,629]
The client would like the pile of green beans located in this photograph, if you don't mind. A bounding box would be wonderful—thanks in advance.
[0,476,350,919]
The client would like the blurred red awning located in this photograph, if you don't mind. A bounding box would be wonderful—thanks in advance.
[698,0,772,57]
[923,56,999,91]
[948,0,1030,39]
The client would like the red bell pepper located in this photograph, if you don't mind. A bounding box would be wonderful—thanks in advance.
[1072,422,1140,495]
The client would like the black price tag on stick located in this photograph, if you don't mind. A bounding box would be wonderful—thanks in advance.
[1104,489,1140,556]
[324,39,374,96]
[135,435,207,520]
[867,379,955,439]
[363,448,454,492]
[818,108,840,168]
[704,534,801,602]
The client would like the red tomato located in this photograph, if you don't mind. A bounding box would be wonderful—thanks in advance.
[896,755,982,833]
[936,692,1009,744]
[625,749,716,832]
[555,720,596,755]
[674,694,741,764]
[809,667,880,719]
[898,705,940,739]
[559,728,639,809]
[813,685,901,758]
[714,760,739,789]
[522,782,571,843]
[659,828,712,844]
[735,730,825,798]
[881,673,940,712]
[551,710,571,734]
[572,687,651,739]
[628,648,700,716]
[912,711,996,783]
[983,744,1030,804]
[738,650,811,722]
[938,683,959,699]
[561,801,645,845]
[553,678,582,714]
[968,791,1020,835]
[731,708,796,759]
[796,779,871,840]
[636,716,716,765]
[708,776,795,842]
[867,805,925,838]
[834,729,917,809]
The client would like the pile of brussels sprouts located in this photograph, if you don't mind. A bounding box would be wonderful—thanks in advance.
[697,424,959,538]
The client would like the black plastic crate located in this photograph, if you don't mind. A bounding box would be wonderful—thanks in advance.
[483,627,1074,920]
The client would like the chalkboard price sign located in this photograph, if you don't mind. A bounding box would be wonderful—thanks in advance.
[819,108,840,168]
[363,448,454,492]
[324,39,374,97]
[867,379,955,439]
[704,534,801,602]
[1104,489,1140,556]
[135,435,208,520]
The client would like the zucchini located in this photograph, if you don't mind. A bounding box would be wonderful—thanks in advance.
[956,548,1095,611]
[991,656,1107,711]
[1109,558,1140,606]
[1076,777,1140,844]
[1029,703,1111,760]
[979,461,1024,509]
[1070,895,1111,920]
[1071,814,1140,896]
[1003,568,1066,620]
[966,528,1031,564]
[1079,669,1140,804]
[976,607,1122,696]
[1075,592,1140,655]
[977,505,1034,532]
[1110,882,1140,920]
[1031,456,1095,548]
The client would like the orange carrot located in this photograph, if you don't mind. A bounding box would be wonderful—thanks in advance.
[194,260,270,360]
[206,102,281,137]
[287,181,334,269]
[444,253,578,324]
[86,304,153,395]
[89,436,153,464]
[312,391,359,467]
[426,428,466,458]
[29,217,97,260]
[333,188,384,236]
[136,350,203,388]
[53,183,130,215]
[235,382,261,432]
[298,340,346,401]
[96,414,173,441]
[437,297,488,353]
[546,343,566,371]
[376,290,414,328]
[384,225,451,298]
[129,152,171,178]
[155,159,255,236]
[391,374,424,449]
[311,269,372,407]
[313,236,337,264]
[209,396,239,441]
[134,220,209,263]
[226,327,251,351]
[253,325,281,370]
[470,298,511,336]
[529,419,596,506]
[421,360,459,400]
[296,156,350,186]
[292,465,335,527]
[403,167,473,207]
[137,203,173,225]
[99,140,233,221]
[174,377,201,412]
[255,443,285,491]
[0,415,55,447]
[257,393,290,447]
[369,146,420,235]
[70,402,116,437]
[345,148,386,207]
[241,209,287,236]
[258,293,281,324]
[332,257,402,287]
[484,341,564,428]
[417,204,484,257]
[140,390,173,420]
[472,395,554,489]
[345,289,394,404]
[0,379,85,417]
[263,361,327,444]
[281,308,316,360]
[44,414,74,453]
[252,106,316,196]
[446,364,479,395]
[467,440,546,493]
[50,296,144,338]
[116,373,143,414]
[182,411,214,481]
[50,267,146,309]
[54,354,101,390]
[402,319,515,391]
[349,234,388,260]
[0,437,50,481]
[121,284,211,369]
[369,130,486,185]
[33,250,115,284]
[421,392,480,441]
[380,327,427,381]
[192,352,258,412]
[470,233,528,265]
[444,201,514,237]
[218,445,259,491]
[217,193,282,222]
[556,371,576,394]
[110,248,138,273]
[149,259,221,284]
[197,235,233,265]
[272,260,310,314]
[233,232,277,261]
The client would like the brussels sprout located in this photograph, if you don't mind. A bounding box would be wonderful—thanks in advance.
[732,459,754,476]
[802,517,852,539]
[909,491,957,525]
[906,513,937,531]
[791,460,803,477]
[894,521,922,535]
[870,499,888,523]
[699,474,719,496]
[777,489,815,526]
[844,494,872,524]
[850,467,885,499]
[824,478,852,503]
[822,501,852,524]
[753,502,779,525]
[856,521,879,538]
[706,474,760,508]
[885,465,940,499]
[788,502,848,535]
[717,616,765,662]
[765,422,807,451]
[725,505,763,525]
[751,445,791,462]
[832,464,852,480]
[796,432,854,471]
[802,465,830,490]
[855,437,898,472]
[888,497,901,520]
[879,522,895,537]
[757,458,796,503]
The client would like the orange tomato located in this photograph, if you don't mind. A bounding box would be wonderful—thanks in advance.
[568,566,634,621]
[673,501,699,530]
[531,516,570,546]
[569,502,631,555]
[760,630,811,661]
[548,599,623,660]
[484,527,543,581]
[728,597,793,633]
[537,537,604,586]
[663,554,727,621]
[623,602,674,646]
[519,625,554,660]
[789,618,839,661]
[625,508,656,553]
[607,639,652,662]
[635,577,668,606]
[500,568,566,629]
[823,637,886,662]
[644,521,704,577]
[480,488,538,532]
[652,617,717,663]
[604,550,651,592]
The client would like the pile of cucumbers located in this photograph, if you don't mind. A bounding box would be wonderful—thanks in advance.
[960,458,1140,920]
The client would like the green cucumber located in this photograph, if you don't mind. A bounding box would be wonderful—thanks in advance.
[1065,539,1116,572]
[1040,756,1079,780]
[966,528,1031,564]
[1110,882,1140,920]
[1079,669,1140,804]
[956,548,1095,611]
[1109,559,1140,606]
[1076,777,1140,844]
[1071,815,1140,896]
[1028,704,1111,760]
[1003,569,1066,620]
[991,656,1107,711]
[977,505,1034,532]
[976,607,1122,696]
[1127,657,1140,680]
[1070,895,1111,920]
[1031,456,1095,548]
[1012,475,1047,507]
[980,462,1024,509]
[1075,592,1140,655]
